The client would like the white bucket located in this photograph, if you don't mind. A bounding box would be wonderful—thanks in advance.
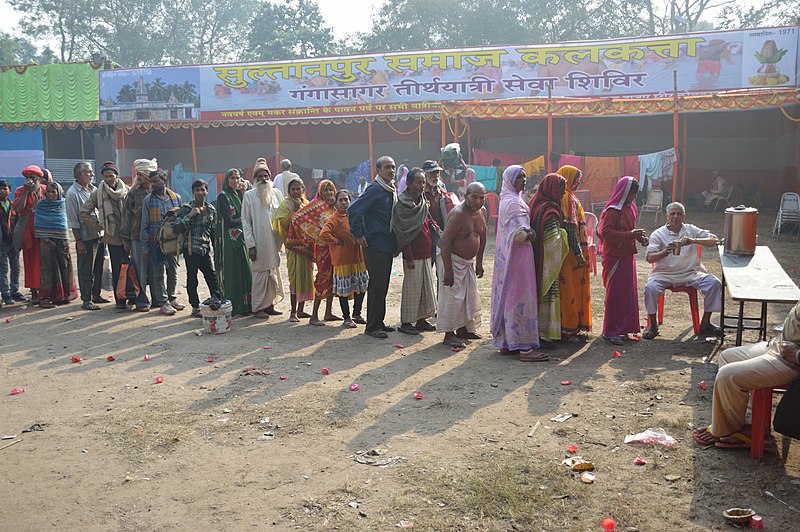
[200,301,233,334]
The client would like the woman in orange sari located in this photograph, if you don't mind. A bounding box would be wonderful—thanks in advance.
[287,179,339,326]
[557,165,592,338]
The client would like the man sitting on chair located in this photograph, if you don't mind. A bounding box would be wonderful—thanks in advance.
[642,202,722,339]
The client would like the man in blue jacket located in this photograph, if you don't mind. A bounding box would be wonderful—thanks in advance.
[349,156,397,338]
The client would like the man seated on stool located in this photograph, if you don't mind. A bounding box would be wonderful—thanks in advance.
[642,202,722,339]
[692,301,800,449]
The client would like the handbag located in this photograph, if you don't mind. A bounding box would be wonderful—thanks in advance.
[116,261,142,301]
[12,211,30,251]
[773,377,800,439]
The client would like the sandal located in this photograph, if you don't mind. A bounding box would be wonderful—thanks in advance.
[39,300,55,309]
[498,348,520,355]
[398,323,420,335]
[691,427,719,447]
[603,335,625,346]
[642,327,659,340]
[518,351,549,362]
[443,338,467,349]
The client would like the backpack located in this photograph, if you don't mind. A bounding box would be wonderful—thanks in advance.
[157,206,186,257]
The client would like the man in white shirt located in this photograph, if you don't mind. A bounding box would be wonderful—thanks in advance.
[273,159,299,198]
[642,202,722,339]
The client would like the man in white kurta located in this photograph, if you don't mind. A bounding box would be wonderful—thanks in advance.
[242,159,285,319]
[642,202,722,339]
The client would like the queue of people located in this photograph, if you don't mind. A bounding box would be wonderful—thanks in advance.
[1,156,728,356]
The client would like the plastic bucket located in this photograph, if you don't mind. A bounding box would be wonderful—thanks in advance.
[200,301,233,334]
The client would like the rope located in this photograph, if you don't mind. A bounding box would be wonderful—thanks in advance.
[780,104,800,122]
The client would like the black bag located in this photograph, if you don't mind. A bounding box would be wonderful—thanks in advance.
[11,211,30,251]
[773,377,800,439]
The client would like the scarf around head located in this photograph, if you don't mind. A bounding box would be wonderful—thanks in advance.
[499,165,530,236]
[557,165,585,226]
[391,187,429,250]
[528,173,565,288]
[34,184,68,239]
[602,176,638,217]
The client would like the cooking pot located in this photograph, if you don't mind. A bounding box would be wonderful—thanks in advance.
[724,205,757,255]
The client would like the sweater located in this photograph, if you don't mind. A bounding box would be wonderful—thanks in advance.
[319,211,365,266]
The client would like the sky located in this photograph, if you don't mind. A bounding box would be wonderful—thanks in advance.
[0,0,771,51]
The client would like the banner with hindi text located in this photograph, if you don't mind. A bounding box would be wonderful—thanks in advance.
[99,25,799,124]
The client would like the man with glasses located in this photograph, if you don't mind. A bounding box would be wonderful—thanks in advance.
[642,202,722,339]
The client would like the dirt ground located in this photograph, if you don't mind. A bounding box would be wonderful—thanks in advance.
[2,209,800,531]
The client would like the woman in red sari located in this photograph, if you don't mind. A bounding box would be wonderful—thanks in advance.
[598,176,648,346]
[287,179,339,326]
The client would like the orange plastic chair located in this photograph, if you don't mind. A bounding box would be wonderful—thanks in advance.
[485,192,500,232]
[655,246,702,334]
[750,384,790,460]
[584,212,598,275]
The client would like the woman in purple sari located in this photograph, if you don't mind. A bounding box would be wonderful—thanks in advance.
[490,166,548,362]
[598,176,649,345]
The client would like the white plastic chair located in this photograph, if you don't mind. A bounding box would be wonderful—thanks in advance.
[711,185,733,212]
[772,192,800,237]
[639,189,663,225]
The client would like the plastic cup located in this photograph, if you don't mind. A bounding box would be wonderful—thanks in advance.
[143,355,151,361]
[71,355,81,363]
[561,380,572,386]
[350,383,360,391]
[750,515,763,529]
[279,375,288,380]
[107,355,115,362]
[10,388,25,395]
[154,376,164,384]
[207,356,215,363]
[613,351,621,358]
[263,346,272,350]
[698,380,707,391]
[414,392,423,400]
[567,444,578,453]
[321,368,329,375]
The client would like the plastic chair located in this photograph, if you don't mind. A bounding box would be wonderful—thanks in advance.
[772,192,800,237]
[485,192,500,232]
[584,212,598,275]
[639,189,663,225]
[750,384,790,461]
[711,185,733,212]
[653,246,703,334]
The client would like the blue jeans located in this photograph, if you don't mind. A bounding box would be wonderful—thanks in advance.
[0,241,20,297]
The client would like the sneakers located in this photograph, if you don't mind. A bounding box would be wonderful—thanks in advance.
[2,296,13,306]
[11,292,28,302]
[160,303,177,315]
[169,299,185,311]
[191,306,202,318]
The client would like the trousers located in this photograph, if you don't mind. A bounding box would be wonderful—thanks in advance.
[76,238,106,302]
[185,253,219,308]
[644,273,722,315]
[365,247,393,333]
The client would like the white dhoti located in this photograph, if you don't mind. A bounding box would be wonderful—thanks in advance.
[401,258,436,323]
[436,253,481,333]
[251,268,284,312]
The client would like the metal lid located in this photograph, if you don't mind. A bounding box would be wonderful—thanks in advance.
[725,205,758,214]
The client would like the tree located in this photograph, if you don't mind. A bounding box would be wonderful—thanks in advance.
[716,0,800,29]
[350,0,654,53]
[0,31,59,66]
[246,0,336,61]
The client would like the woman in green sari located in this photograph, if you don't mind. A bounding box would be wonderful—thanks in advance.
[528,173,569,342]
[215,169,252,315]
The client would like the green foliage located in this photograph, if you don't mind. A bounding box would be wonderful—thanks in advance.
[246,0,336,61]
[0,31,58,66]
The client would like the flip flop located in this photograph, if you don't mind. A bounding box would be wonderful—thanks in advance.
[714,432,774,449]
[642,327,659,340]
[443,338,467,349]
[518,351,549,362]
[691,427,718,447]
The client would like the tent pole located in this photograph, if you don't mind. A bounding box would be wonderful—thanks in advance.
[80,129,85,159]
[564,119,569,153]
[680,114,687,203]
[191,127,198,173]
[441,114,446,148]
[121,127,126,172]
[466,118,472,164]
[672,70,679,202]
[547,115,553,174]
[454,115,460,144]
[275,124,280,167]
[368,121,374,180]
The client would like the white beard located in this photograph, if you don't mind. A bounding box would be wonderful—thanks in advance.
[256,179,274,207]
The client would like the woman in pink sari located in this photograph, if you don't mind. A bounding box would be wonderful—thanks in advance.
[598,176,648,346]
[490,166,548,362]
